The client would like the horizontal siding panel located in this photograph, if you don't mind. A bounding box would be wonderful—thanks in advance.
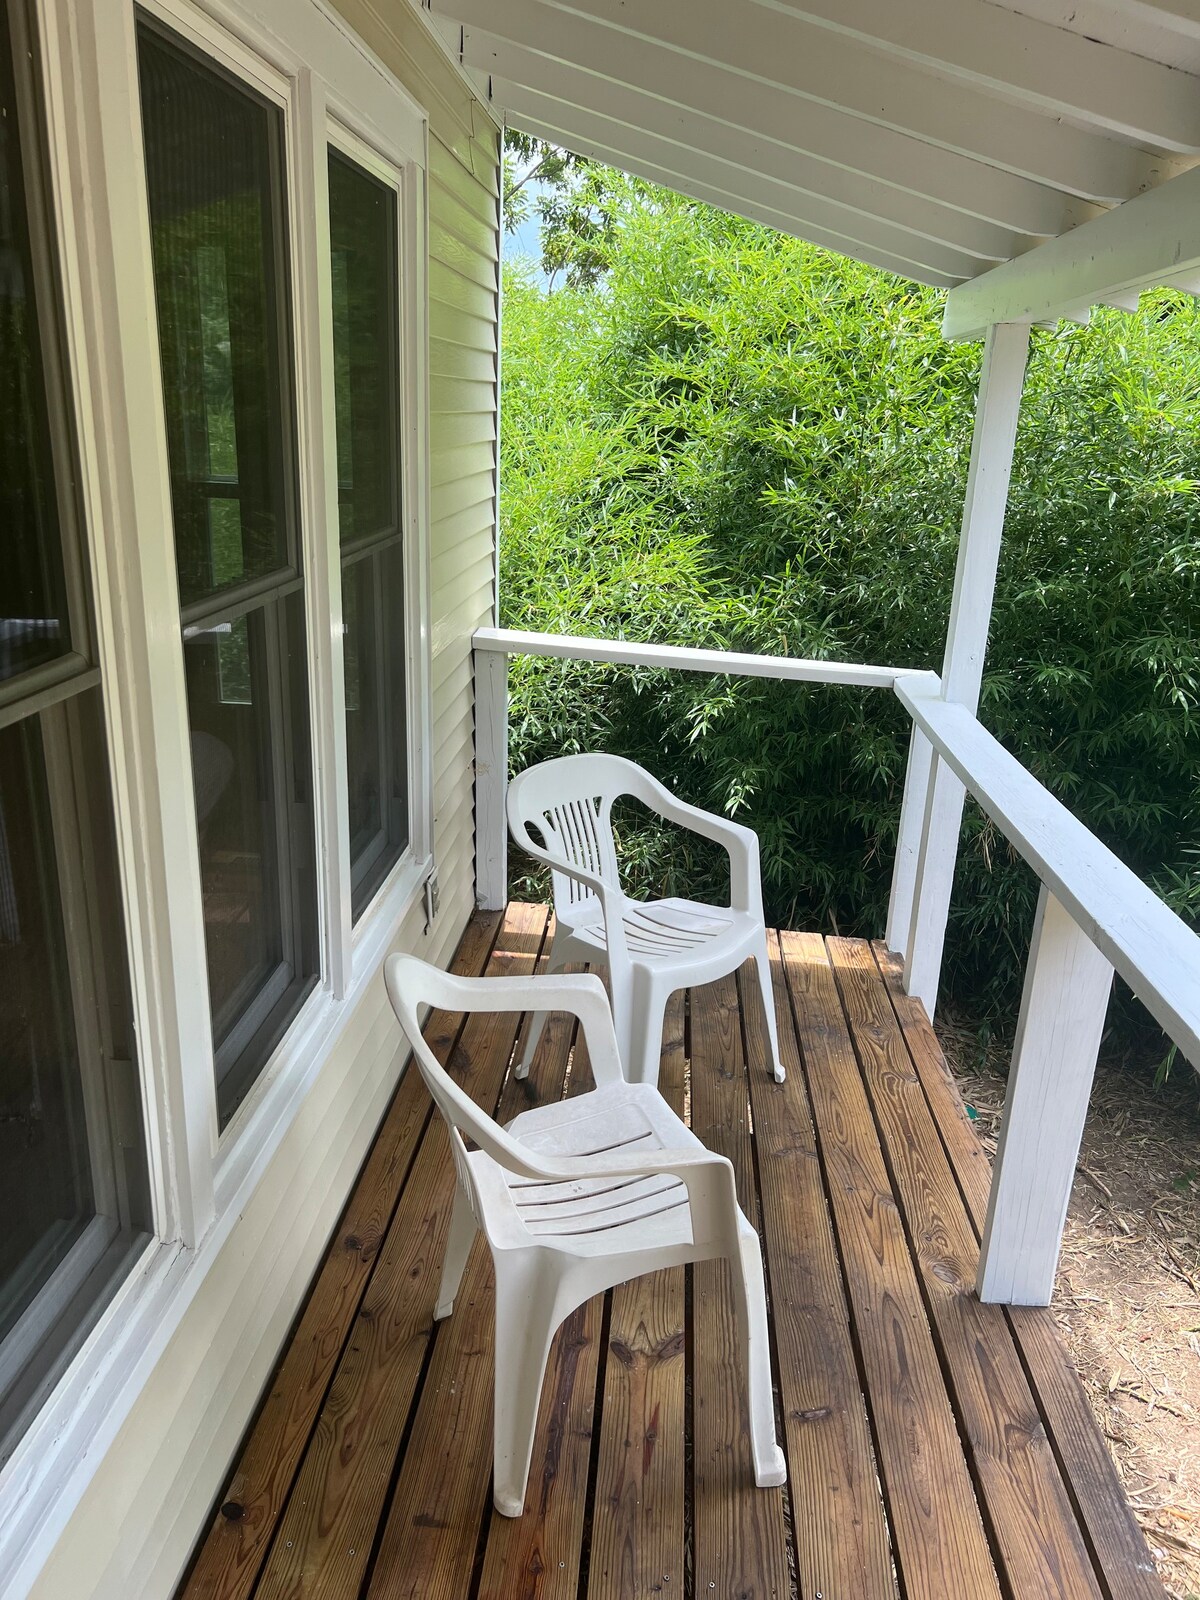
[467,128,501,195]
[430,219,498,293]
[435,704,477,778]
[431,135,500,223]
[430,374,496,416]
[430,261,497,322]
[430,336,496,384]
[432,469,495,526]
[433,650,472,717]
[430,298,497,354]
[433,534,494,593]
[431,440,495,488]
[435,496,496,553]
[428,408,496,449]
[431,576,493,661]
[430,182,501,263]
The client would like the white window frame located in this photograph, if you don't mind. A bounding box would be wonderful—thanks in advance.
[0,0,434,1583]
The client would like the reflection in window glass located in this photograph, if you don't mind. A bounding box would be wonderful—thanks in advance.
[0,0,69,684]
[329,150,398,547]
[0,0,151,1465]
[328,149,408,920]
[138,22,293,611]
[0,707,152,1463]
[139,18,317,1124]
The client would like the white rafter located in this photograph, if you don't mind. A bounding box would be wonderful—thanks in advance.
[943,160,1200,336]
[517,0,1176,199]
[441,0,1092,236]
[762,0,1200,151]
[508,109,966,287]
[485,47,1023,259]
[502,87,982,279]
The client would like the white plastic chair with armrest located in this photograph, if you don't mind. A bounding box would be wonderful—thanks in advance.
[384,953,787,1518]
[506,753,785,1087]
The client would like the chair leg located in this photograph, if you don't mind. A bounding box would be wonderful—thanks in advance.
[516,932,569,1078]
[753,936,786,1083]
[435,1183,477,1320]
[625,969,669,1087]
[732,1233,787,1488]
[492,1260,562,1516]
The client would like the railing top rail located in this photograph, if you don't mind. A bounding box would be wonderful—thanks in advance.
[896,672,1200,1069]
[474,626,934,691]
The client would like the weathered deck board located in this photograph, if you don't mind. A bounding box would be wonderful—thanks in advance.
[873,941,1165,1600]
[689,972,791,1600]
[829,937,1102,1600]
[585,992,686,1600]
[781,930,1003,1600]
[178,908,1164,1600]
[742,937,896,1600]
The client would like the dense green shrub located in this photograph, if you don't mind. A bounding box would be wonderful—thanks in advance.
[500,170,1200,1040]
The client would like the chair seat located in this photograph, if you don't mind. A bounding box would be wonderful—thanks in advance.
[565,895,757,967]
[468,1082,754,1257]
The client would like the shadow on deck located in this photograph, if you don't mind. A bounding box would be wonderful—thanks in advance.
[178,901,1163,1600]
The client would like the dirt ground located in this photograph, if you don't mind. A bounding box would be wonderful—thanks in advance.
[942,1020,1200,1599]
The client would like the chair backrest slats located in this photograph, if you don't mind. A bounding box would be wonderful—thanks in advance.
[509,755,632,912]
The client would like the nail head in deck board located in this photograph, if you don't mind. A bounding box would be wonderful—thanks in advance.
[256,902,549,1600]
[871,941,1166,1600]
[476,945,605,1600]
[781,930,1002,1600]
[742,938,896,1600]
[178,910,502,1600]
[828,937,1103,1600]
[587,992,687,1600]
[688,973,792,1600]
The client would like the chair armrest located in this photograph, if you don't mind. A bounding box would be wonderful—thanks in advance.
[634,772,761,913]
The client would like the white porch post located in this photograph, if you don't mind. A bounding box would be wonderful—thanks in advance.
[475,645,509,909]
[900,320,1030,1016]
[978,886,1114,1304]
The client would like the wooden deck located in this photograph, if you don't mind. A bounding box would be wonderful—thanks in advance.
[178,902,1164,1600]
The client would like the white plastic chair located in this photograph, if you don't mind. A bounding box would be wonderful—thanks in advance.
[384,952,787,1518]
[506,753,784,1087]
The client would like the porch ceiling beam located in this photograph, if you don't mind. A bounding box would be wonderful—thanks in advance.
[484,47,1022,261]
[504,0,1177,200]
[943,161,1200,338]
[500,81,995,277]
[443,2,1087,238]
[764,0,1200,152]
[505,108,966,287]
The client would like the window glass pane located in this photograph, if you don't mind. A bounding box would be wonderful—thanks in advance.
[0,698,152,1465]
[139,19,318,1126]
[328,150,399,546]
[0,0,70,683]
[138,23,294,610]
[344,543,408,921]
[185,612,283,1047]
[183,589,317,1126]
[328,148,408,920]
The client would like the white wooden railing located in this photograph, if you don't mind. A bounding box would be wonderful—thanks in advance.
[473,624,1200,1308]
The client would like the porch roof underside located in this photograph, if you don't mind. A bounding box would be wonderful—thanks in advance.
[426,0,1200,337]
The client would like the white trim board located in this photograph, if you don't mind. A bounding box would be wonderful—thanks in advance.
[475,626,936,690]
[895,673,1200,1068]
[943,160,1200,337]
